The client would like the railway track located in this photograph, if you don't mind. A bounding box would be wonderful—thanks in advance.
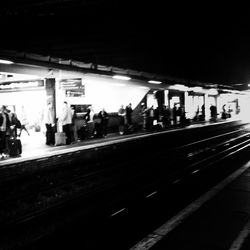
[1,122,250,249]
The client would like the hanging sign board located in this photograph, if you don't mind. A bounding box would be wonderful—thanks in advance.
[60,78,85,97]
[0,80,44,90]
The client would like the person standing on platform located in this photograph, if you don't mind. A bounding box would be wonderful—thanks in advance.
[118,104,126,135]
[98,108,109,137]
[125,103,133,130]
[162,105,171,128]
[201,104,205,121]
[19,105,30,137]
[140,103,148,131]
[70,105,78,142]
[172,104,178,125]
[148,105,155,131]
[210,105,217,121]
[43,102,55,145]
[0,106,10,159]
[222,104,227,119]
[59,101,72,145]
[84,105,95,139]
[9,112,21,139]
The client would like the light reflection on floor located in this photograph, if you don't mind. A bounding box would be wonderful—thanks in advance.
[20,129,49,157]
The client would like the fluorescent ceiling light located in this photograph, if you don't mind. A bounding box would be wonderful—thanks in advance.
[0,59,13,64]
[112,75,131,80]
[192,87,203,93]
[207,88,218,95]
[169,84,189,92]
[148,80,162,84]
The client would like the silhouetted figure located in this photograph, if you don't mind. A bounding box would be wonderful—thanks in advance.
[84,105,95,139]
[125,103,133,127]
[172,104,177,125]
[162,105,171,127]
[148,106,155,131]
[201,104,205,121]
[97,108,109,137]
[222,104,227,119]
[210,105,217,121]
[9,112,21,138]
[141,104,148,131]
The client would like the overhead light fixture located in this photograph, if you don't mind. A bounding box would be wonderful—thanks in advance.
[207,88,218,95]
[112,75,131,81]
[169,84,189,92]
[248,84,250,87]
[0,59,13,64]
[192,87,203,93]
[148,80,162,84]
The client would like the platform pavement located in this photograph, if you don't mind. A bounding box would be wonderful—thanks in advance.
[131,160,250,250]
[0,117,243,166]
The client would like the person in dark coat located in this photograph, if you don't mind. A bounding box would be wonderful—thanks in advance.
[140,103,148,131]
[148,105,155,131]
[9,112,21,138]
[172,104,177,125]
[162,105,171,127]
[125,103,133,127]
[97,108,109,137]
[222,104,227,119]
[84,105,95,139]
[210,105,217,120]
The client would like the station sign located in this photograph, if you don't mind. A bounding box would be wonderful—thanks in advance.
[0,80,44,90]
[59,78,85,97]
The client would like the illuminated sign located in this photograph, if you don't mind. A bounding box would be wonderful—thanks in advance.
[60,78,85,97]
[60,78,82,89]
[65,89,85,97]
[0,80,44,90]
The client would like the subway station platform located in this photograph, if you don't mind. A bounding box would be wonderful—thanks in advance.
[0,117,242,167]
[131,159,250,250]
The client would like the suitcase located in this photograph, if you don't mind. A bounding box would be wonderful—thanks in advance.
[55,132,66,146]
[8,138,22,157]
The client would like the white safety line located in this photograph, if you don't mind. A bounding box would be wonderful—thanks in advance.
[146,191,158,198]
[228,219,250,250]
[191,169,200,174]
[110,208,126,217]
[130,161,250,250]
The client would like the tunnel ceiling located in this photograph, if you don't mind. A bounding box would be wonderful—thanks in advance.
[0,1,250,90]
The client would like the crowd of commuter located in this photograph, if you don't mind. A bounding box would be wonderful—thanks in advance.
[0,100,239,160]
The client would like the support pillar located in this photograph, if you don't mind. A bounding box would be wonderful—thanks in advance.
[45,78,56,121]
